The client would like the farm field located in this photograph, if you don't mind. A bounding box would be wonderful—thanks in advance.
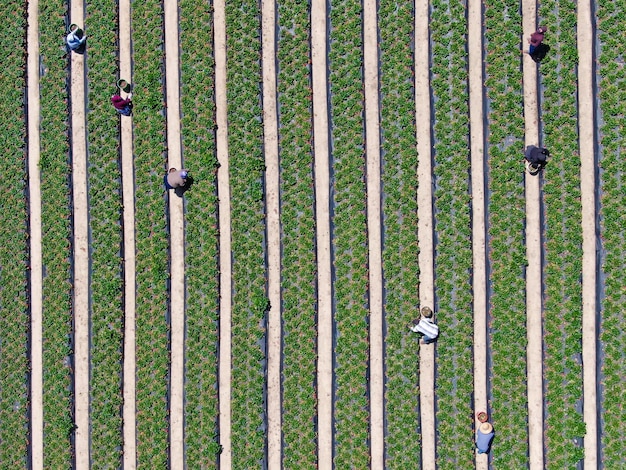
[4,0,622,468]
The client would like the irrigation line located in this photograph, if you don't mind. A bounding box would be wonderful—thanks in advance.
[213,0,233,465]
[261,0,283,465]
[118,0,136,466]
[69,0,90,466]
[415,0,435,466]
[521,1,544,468]
[467,0,488,466]
[576,0,598,465]
[311,0,333,466]
[163,0,186,466]
[363,0,384,467]
[26,0,43,467]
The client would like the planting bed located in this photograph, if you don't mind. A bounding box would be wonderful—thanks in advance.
[430,0,475,465]
[327,0,372,467]
[0,1,29,466]
[85,0,125,466]
[483,0,528,467]
[276,0,318,467]
[225,1,268,467]
[379,0,421,467]
[597,0,626,467]
[8,0,617,468]
[539,0,586,466]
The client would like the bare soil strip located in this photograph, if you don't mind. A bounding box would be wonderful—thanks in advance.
[311,1,333,467]
[467,0,488,466]
[118,0,137,466]
[414,0,436,466]
[261,0,283,465]
[576,0,598,466]
[213,0,233,465]
[27,0,43,467]
[521,2,544,468]
[163,1,186,466]
[69,1,90,466]
[363,1,384,467]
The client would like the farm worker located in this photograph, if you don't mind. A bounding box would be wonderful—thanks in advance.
[524,26,547,55]
[524,145,549,174]
[111,93,133,116]
[66,25,86,52]
[165,168,189,190]
[476,421,494,454]
[408,306,439,344]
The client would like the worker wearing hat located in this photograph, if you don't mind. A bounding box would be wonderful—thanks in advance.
[476,421,494,454]
[408,306,439,344]
[165,168,189,190]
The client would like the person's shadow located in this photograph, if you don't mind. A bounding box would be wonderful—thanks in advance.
[174,176,194,197]
[531,43,550,63]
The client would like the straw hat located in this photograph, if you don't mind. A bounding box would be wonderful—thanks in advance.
[421,306,433,318]
[480,422,493,433]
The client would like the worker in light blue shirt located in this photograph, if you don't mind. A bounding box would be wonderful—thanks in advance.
[476,422,494,454]
[66,25,86,52]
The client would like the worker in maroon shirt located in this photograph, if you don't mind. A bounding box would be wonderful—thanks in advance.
[111,93,133,116]
[524,26,547,55]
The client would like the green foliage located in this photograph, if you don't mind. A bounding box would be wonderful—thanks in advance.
[276,0,317,465]
[179,0,220,467]
[132,0,170,466]
[483,0,528,467]
[328,1,370,467]
[596,0,626,465]
[0,1,29,466]
[378,0,421,467]
[539,0,585,467]
[430,0,475,467]
[38,0,74,467]
[226,0,268,466]
[85,0,124,466]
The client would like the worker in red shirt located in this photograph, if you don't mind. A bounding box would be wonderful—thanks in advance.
[111,93,133,116]
[523,26,547,56]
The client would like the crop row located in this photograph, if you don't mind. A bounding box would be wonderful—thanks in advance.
[597,0,626,464]
[539,1,586,466]
[39,1,75,467]
[178,0,221,466]
[0,1,29,466]
[225,0,268,466]
[131,0,170,466]
[85,1,125,467]
[378,1,421,467]
[328,1,370,467]
[482,0,528,466]
[430,0,475,466]
[276,1,318,467]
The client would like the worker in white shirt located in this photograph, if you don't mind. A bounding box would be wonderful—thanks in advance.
[408,306,439,344]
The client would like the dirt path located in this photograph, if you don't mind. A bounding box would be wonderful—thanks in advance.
[310,0,333,467]
[414,0,436,466]
[363,1,384,467]
[467,0,488,466]
[260,0,282,465]
[213,0,233,466]
[521,3,545,469]
[68,1,90,467]
[26,0,43,467]
[162,1,186,466]
[118,0,136,466]
[576,0,598,466]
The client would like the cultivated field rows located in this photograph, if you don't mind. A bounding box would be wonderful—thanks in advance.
[1,0,618,468]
